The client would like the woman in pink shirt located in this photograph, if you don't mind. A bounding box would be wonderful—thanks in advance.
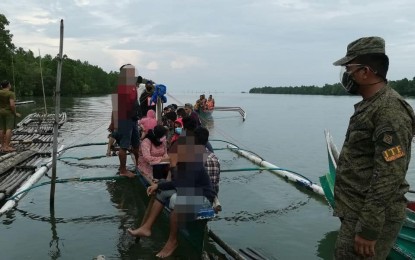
[137,125,169,178]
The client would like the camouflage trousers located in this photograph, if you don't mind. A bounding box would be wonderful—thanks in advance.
[334,218,403,260]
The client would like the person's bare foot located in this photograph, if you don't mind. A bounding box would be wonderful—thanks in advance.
[156,240,178,258]
[127,227,151,237]
[119,170,135,178]
[3,146,16,152]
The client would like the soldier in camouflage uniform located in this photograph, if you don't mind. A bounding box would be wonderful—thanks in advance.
[332,36,415,259]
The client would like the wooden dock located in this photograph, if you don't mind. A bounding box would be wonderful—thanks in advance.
[0,113,67,207]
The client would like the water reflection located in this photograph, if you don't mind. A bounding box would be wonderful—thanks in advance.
[2,211,16,225]
[49,208,61,259]
[106,179,227,259]
[217,198,310,224]
[201,115,214,130]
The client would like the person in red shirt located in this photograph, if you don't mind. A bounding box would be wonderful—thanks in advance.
[108,64,141,177]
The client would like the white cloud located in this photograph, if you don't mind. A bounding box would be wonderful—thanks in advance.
[14,9,58,26]
[1,0,415,91]
[170,56,204,70]
[74,0,90,7]
[146,61,159,70]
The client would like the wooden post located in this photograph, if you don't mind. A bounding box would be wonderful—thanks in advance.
[50,19,64,208]
[156,94,162,124]
[39,49,48,115]
[11,55,16,91]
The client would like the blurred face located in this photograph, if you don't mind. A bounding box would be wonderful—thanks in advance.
[166,119,174,127]
[184,107,191,115]
[2,83,11,89]
[145,83,152,91]
[175,136,205,162]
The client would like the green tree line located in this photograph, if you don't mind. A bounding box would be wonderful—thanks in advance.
[249,78,415,96]
[0,13,118,97]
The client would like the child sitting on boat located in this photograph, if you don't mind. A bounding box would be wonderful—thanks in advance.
[169,120,182,148]
[128,126,217,258]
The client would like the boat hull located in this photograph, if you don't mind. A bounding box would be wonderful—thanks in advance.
[196,109,213,118]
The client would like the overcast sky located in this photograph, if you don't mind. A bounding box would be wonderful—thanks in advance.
[1,0,415,92]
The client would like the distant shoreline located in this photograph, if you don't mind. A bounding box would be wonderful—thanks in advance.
[249,77,415,96]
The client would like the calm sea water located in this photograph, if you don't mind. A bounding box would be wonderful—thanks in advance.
[1,93,415,259]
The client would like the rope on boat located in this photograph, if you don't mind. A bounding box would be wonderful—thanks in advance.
[58,155,108,161]
[222,167,313,185]
[54,140,315,188]
[59,142,107,153]
[54,141,311,184]
[218,140,325,196]
[7,175,130,201]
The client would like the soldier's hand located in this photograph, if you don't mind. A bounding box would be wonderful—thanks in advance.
[354,235,376,257]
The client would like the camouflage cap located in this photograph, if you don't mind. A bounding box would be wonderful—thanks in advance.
[333,36,385,66]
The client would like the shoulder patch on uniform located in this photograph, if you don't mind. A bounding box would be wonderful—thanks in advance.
[375,126,394,139]
[382,145,405,162]
[382,134,393,145]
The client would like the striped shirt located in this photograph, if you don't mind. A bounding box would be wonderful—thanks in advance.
[205,150,220,194]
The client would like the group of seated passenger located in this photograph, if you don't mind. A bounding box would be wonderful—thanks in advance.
[136,109,213,177]
[107,104,220,258]
[194,94,215,112]
[129,121,220,258]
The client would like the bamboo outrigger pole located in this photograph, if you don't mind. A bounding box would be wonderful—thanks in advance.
[50,19,64,208]
[39,49,48,115]
[11,55,16,90]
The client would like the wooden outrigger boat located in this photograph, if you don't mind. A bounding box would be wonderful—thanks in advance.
[320,131,415,259]
[0,113,67,215]
[1,17,66,217]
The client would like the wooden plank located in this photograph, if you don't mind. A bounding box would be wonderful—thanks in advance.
[0,150,37,175]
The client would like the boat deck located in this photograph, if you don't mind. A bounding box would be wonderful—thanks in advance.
[0,113,66,206]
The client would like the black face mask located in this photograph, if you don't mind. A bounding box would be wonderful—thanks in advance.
[340,65,366,95]
[341,71,359,95]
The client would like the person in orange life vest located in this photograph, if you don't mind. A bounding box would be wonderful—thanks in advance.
[206,95,215,110]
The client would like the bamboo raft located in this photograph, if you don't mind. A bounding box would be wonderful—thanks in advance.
[0,113,67,208]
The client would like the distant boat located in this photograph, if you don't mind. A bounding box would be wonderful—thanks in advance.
[16,100,35,106]
[195,108,214,118]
